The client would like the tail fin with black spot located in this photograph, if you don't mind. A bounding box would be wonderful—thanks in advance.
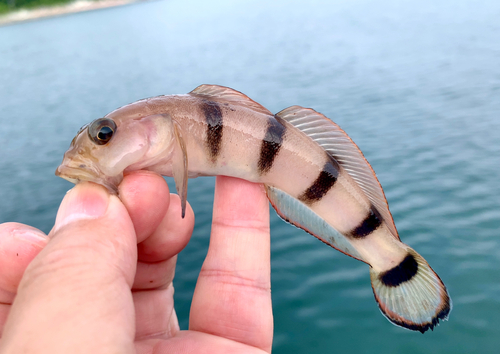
[370,249,451,333]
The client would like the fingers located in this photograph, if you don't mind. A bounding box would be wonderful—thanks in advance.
[190,176,273,353]
[1,171,195,352]
[0,223,48,301]
[133,285,179,340]
[137,331,270,354]
[0,223,48,336]
[1,174,274,353]
[118,172,194,289]
[118,172,194,341]
[136,193,194,264]
[118,171,171,244]
[0,183,137,353]
[131,195,193,339]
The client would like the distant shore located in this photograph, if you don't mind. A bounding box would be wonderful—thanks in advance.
[0,0,139,26]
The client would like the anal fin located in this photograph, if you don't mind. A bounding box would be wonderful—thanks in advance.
[265,185,363,261]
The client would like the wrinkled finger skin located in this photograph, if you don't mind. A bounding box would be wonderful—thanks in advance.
[190,176,273,351]
[142,176,273,354]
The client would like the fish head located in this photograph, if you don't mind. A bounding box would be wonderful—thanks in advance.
[56,113,176,193]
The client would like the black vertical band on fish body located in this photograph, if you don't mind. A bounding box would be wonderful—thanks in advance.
[201,100,224,162]
[349,205,383,239]
[380,253,419,287]
[298,156,339,204]
[258,116,287,174]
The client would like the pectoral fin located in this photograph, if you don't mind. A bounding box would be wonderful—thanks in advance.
[172,121,188,218]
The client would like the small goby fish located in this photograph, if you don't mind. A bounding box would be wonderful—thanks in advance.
[56,84,451,333]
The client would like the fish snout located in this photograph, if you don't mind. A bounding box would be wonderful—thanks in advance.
[55,156,97,182]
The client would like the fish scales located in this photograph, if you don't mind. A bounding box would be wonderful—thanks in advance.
[56,84,451,333]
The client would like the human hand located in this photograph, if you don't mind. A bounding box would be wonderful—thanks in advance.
[0,173,273,353]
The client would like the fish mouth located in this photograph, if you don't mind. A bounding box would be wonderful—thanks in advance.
[55,164,121,194]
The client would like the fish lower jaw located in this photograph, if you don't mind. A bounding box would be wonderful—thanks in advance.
[55,165,121,194]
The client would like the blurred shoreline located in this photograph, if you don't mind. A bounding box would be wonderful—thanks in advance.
[0,0,139,26]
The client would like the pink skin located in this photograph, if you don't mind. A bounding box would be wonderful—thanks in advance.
[0,173,273,353]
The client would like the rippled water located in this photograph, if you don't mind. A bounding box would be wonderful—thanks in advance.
[1,0,499,352]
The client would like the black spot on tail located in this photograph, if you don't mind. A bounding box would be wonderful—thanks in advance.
[258,116,286,174]
[298,156,339,204]
[201,100,223,162]
[349,206,383,239]
[380,253,419,287]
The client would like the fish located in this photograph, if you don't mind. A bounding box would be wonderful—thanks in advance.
[56,84,451,333]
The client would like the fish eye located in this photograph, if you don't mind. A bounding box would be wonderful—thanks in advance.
[88,118,117,145]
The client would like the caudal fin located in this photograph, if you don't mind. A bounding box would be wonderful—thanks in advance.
[370,249,451,333]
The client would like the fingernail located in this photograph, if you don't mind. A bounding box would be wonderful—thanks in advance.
[54,183,110,232]
[13,229,49,248]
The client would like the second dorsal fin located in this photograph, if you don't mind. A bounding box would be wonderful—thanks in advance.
[275,105,399,239]
[190,84,272,115]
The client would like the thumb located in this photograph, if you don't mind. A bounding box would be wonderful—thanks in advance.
[0,183,137,354]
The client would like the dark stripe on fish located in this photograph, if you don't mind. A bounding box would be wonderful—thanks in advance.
[201,100,223,162]
[349,206,383,239]
[258,116,286,174]
[380,253,419,287]
[298,157,339,204]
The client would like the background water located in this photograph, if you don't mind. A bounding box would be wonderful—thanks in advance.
[1,0,499,352]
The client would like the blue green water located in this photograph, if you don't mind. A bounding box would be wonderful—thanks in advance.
[1,0,499,352]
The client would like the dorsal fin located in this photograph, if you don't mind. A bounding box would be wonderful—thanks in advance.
[275,105,399,239]
[190,84,272,115]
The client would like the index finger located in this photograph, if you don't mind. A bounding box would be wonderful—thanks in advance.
[189,176,273,353]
